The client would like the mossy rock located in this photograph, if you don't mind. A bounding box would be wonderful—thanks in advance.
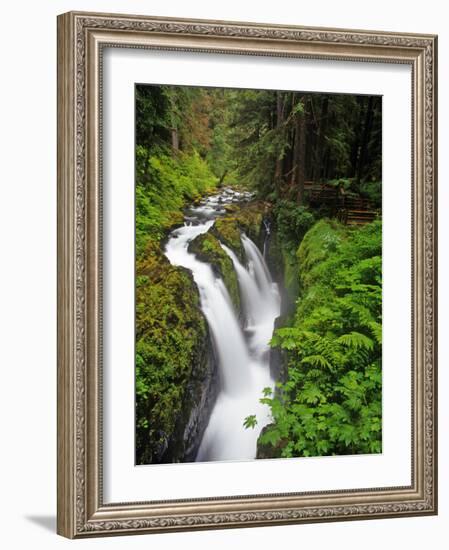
[162,209,185,232]
[232,201,267,244]
[210,200,270,260]
[188,232,241,313]
[135,239,214,464]
[223,204,240,214]
[210,218,245,261]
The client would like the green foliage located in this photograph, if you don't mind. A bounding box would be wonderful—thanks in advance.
[359,180,382,207]
[204,88,238,183]
[243,415,258,429]
[226,89,284,195]
[135,242,210,464]
[227,90,382,199]
[135,85,220,464]
[134,83,383,465]
[274,200,316,247]
[257,219,382,458]
[135,85,171,151]
[266,201,316,301]
[136,146,218,257]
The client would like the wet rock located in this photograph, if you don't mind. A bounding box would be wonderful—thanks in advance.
[135,243,219,465]
[167,325,219,463]
[188,232,241,314]
[269,315,288,382]
[182,336,219,462]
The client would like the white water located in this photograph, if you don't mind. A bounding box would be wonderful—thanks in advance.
[164,189,280,462]
[221,241,280,361]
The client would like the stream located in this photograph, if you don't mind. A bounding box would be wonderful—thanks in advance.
[164,188,280,462]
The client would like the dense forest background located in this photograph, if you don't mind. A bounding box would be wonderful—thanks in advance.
[135,84,382,464]
[136,85,381,255]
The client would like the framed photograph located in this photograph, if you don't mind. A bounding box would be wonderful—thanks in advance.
[57,11,438,538]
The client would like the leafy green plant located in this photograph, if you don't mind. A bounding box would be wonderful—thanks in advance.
[243,415,258,429]
[274,200,316,246]
[251,219,382,458]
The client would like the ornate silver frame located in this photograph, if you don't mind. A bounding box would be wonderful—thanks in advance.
[57,11,438,538]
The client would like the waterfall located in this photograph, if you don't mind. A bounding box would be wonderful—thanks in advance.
[221,241,280,360]
[242,233,273,295]
[164,189,280,462]
[262,218,271,258]
[220,243,266,326]
[164,223,251,395]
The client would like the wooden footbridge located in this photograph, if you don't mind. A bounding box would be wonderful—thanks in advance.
[304,181,379,226]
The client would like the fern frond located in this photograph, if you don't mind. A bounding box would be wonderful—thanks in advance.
[367,321,382,344]
[337,331,374,351]
[301,354,334,370]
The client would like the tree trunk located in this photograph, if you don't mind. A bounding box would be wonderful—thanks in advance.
[170,90,180,153]
[350,96,365,178]
[293,96,306,205]
[274,91,284,193]
[356,96,374,184]
[315,96,329,181]
[297,113,306,204]
[285,93,296,180]
[218,170,228,186]
[171,127,179,151]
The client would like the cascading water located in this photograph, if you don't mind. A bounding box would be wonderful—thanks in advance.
[164,222,251,395]
[164,188,280,462]
[262,218,271,258]
[242,234,274,297]
[223,237,280,361]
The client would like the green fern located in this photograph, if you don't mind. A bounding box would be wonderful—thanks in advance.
[337,331,374,351]
[261,219,382,459]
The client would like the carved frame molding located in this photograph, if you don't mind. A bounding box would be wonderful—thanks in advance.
[57,11,437,538]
